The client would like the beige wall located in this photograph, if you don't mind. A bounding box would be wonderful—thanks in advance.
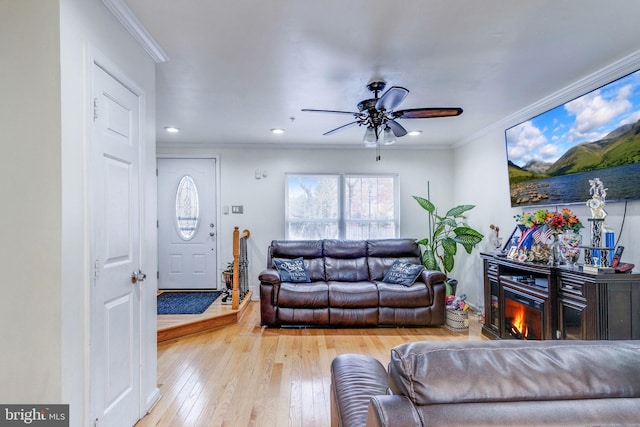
[0,0,63,403]
[157,146,456,297]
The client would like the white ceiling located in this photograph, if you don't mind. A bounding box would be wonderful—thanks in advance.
[123,0,640,149]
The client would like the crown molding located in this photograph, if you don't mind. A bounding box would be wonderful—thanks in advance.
[102,0,169,63]
[456,48,640,148]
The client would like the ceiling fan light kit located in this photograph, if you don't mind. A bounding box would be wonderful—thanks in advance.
[302,80,462,160]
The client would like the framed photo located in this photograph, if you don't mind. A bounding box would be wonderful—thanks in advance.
[506,246,518,260]
[503,225,525,252]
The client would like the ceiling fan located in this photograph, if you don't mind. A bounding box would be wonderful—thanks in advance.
[302,81,462,160]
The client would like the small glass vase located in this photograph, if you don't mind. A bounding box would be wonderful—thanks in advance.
[560,231,582,266]
[549,232,563,265]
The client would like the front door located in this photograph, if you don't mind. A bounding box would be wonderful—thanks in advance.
[157,158,217,289]
[90,65,142,426]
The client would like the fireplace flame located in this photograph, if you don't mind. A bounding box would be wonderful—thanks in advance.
[511,306,528,338]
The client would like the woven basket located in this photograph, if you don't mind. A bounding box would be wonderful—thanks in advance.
[445,309,469,332]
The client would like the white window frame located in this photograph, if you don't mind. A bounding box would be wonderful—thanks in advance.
[285,173,399,240]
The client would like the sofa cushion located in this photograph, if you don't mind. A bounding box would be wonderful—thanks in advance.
[383,260,424,286]
[378,306,432,326]
[329,281,379,307]
[325,257,370,281]
[329,307,378,326]
[367,239,422,281]
[377,282,432,307]
[277,282,328,308]
[277,307,329,325]
[388,340,640,406]
[273,257,311,283]
[269,239,323,259]
[269,240,326,281]
[325,240,369,281]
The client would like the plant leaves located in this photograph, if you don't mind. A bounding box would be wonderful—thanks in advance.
[454,226,484,240]
[441,237,458,256]
[445,204,476,218]
[443,251,455,273]
[453,227,485,254]
[413,196,435,214]
[422,249,440,271]
[416,238,429,246]
[432,223,446,238]
[440,218,458,228]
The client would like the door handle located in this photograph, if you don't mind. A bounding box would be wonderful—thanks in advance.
[209,232,215,237]
[131,270,147,284]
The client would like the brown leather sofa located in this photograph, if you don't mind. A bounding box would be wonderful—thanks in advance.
[331,340,640,427]
[259,239,446,327]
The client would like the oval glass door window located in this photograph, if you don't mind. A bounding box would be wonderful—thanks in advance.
[175,175,200,240]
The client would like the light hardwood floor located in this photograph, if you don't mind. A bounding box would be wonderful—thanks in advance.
[137,302,486,427]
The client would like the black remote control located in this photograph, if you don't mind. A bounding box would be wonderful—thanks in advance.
[612,246,624,267]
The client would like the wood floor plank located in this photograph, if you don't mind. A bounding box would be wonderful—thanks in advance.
[136,302,486,427]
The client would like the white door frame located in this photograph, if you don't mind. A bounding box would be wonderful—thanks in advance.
[157,153,222,288]
[88,50,158,425]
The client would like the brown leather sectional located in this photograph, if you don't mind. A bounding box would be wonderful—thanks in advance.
[258,238,446,327]
[331,340,640,426]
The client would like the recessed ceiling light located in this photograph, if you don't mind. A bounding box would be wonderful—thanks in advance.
[164,126,180,133]
[271,128,285,134]
[408,130,422,136]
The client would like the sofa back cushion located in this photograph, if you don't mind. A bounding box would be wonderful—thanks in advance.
[269,240,325,282]
[388,340,640,406]
[367,239,422,281]
[324,240,369,281]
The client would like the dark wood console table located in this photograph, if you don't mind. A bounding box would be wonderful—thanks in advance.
[481,253,640,340]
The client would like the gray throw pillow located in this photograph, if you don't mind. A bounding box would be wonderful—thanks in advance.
[383,260,424,286]
[273,257,311,283]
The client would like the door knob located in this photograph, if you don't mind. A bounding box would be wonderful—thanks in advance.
[131,270,147,284]
[209,232,215,237]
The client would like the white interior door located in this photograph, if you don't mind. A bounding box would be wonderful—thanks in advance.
[157,158,217,289]
[90,64,142,427]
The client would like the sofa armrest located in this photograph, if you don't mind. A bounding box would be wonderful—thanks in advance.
[259,268,281,285]
[418,269,446,287]
[417,269,446,324]
[331,354,389,427]
[366,395,422,427]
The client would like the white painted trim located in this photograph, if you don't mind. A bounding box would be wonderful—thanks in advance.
[101,0,169,63]
[87,45,159,424]
[156,141,453,152]
[456,48,640,148]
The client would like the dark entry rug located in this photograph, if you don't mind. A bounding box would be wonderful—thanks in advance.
[157,291,222,315]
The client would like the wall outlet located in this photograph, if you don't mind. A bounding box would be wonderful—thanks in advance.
[231,205,243,214]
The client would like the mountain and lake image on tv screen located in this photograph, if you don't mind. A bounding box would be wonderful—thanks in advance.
[505,68,640,207]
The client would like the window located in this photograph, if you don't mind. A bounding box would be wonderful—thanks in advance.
[175,175,200,240]
[286,173,398,240]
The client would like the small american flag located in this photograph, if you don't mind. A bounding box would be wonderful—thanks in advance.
[533,226,553,244]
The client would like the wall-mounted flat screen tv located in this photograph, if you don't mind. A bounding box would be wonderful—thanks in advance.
[505,68,640,207]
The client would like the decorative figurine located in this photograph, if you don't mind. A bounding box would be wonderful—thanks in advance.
[587,178,607,219]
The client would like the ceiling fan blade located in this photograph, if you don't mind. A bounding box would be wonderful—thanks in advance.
[323,121,359,136]
[387,119,407,137]
[301,108,361,116]
[393,107,463,119]
[375,86,409,111]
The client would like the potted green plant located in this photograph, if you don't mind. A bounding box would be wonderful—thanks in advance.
[413,196,484,294]
[222,261,234,290]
